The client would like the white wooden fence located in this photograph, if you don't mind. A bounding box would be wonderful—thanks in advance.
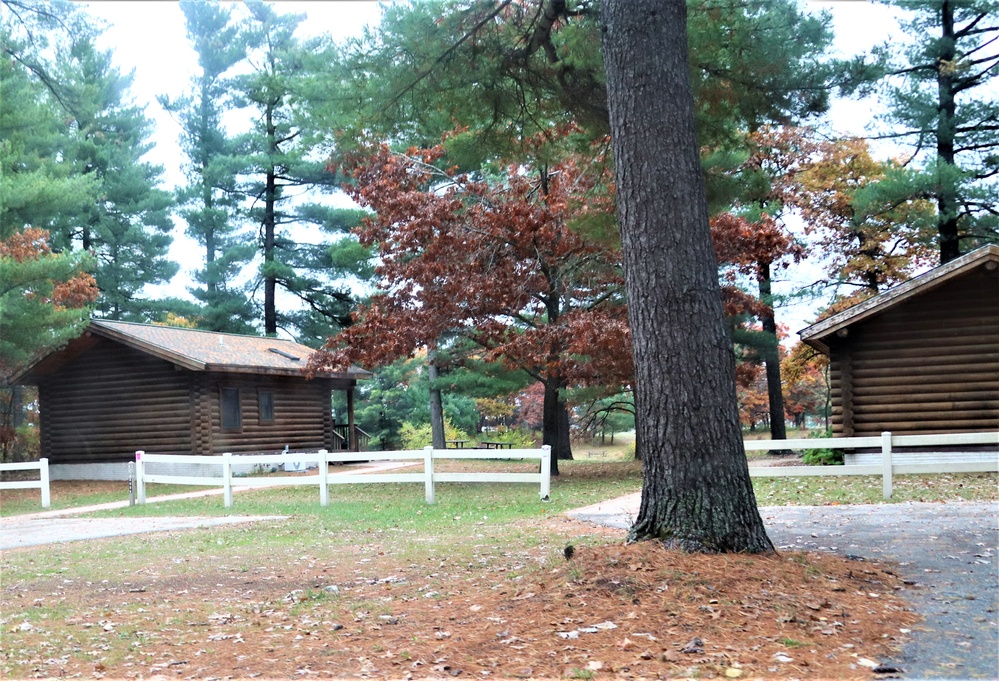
[135,446,552,508]
[0,458,50,508]
[744,431,998,499]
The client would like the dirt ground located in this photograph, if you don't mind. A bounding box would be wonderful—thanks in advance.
[2,514,920,680]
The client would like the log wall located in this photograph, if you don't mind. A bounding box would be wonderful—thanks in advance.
[829,266,999,436]
[36,337,350,462]
[38,338,192,463]
[204,373,341,454]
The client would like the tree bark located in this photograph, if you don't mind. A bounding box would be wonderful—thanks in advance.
[427,349,446,450]
[758,261,788,444]
[601,0,773,553]
[936,0,960,264]
[541,379,563,476]
[557,401,572,460]
[263,99,278,336]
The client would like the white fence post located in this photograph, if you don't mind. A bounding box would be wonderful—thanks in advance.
[881,431,893,500]
[424,446,435,504]
[319,449,329,507]
[540,445,551,501]
[39,457,50,509]
[135,451,146,504]
[222,452,233,508]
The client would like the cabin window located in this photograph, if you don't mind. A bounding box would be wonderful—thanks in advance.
[258,389,274,423]
[221,387,241,429]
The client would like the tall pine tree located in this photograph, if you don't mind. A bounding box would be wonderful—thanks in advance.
[50,37,176,320]
[236,0,369,344]
[878,0,998,263]
[162,0,256,333]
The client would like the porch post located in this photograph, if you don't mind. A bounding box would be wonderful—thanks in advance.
[347,385,357,451]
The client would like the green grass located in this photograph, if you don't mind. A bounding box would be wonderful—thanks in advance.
[753,471,998,505]
[0,481,200,517]
[99,460,644,521]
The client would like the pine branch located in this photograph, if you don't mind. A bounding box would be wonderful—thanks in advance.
[381,0,514,114]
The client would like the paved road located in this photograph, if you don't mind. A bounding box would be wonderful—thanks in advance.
[0,514,288,550]
[0,461,414,550]
[569,496,999,680]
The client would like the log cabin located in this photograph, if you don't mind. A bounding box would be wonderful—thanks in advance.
[11,320,371,480]
[799,245,999,439]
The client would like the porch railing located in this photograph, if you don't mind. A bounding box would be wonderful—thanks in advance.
[332,424,371,451]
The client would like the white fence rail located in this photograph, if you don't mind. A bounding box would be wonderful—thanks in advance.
[135,446,551,508]
[744,431,998,499]
[0,458,50,508]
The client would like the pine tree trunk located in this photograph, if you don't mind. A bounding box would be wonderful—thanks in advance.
[264,101,278,336]
[602,0,773,554]
[936,0,960,264]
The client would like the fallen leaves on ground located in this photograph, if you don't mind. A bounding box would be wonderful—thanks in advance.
[2,516,918,680]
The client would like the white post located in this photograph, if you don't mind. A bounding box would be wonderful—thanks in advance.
[128,461,135,506]
[424,446,435,504]
[540,445,551,501]
[135,451,146,504]
[881,431,893,500]
[319,449,329,507]
[39,458,50,509]
[223,452,233,509]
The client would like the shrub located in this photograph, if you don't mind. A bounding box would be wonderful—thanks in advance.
[481,426,539,449]
[801,429,842,465]
[398,418,470,449]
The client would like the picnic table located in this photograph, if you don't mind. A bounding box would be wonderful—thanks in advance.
[445,439,470,449]
[478,441,514,450]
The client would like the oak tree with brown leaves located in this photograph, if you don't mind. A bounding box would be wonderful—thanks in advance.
[308,141,630,474]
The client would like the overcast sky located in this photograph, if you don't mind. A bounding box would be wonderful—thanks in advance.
[82,0,908,334]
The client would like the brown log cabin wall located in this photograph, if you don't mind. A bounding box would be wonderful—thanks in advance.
[828,267,999,436]
[38,339,192,463]
[205,373,342,454]
[36,337,351,463]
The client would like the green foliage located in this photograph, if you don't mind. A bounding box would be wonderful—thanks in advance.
[230,1,371,341]
[874,0,999,260]
[0,234,95,370]
[340,356,481,451]
[479,426,538,449]
[159,0,257,333]
[46,37,177,320]
[398,418,469,450]
[800,429,842,466]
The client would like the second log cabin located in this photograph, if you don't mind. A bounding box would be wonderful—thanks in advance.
[799,245,999,438]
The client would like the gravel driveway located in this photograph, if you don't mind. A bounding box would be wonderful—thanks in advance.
[570,497,999,680]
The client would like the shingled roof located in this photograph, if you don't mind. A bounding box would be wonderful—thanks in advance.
[13,320,370,382]
[799,244,999,354]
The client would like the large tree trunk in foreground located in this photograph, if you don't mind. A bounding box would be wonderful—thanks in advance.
[601,0,774,553]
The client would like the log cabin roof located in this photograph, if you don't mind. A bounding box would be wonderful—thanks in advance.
[799,244,999,354]
[12,319,372,383]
